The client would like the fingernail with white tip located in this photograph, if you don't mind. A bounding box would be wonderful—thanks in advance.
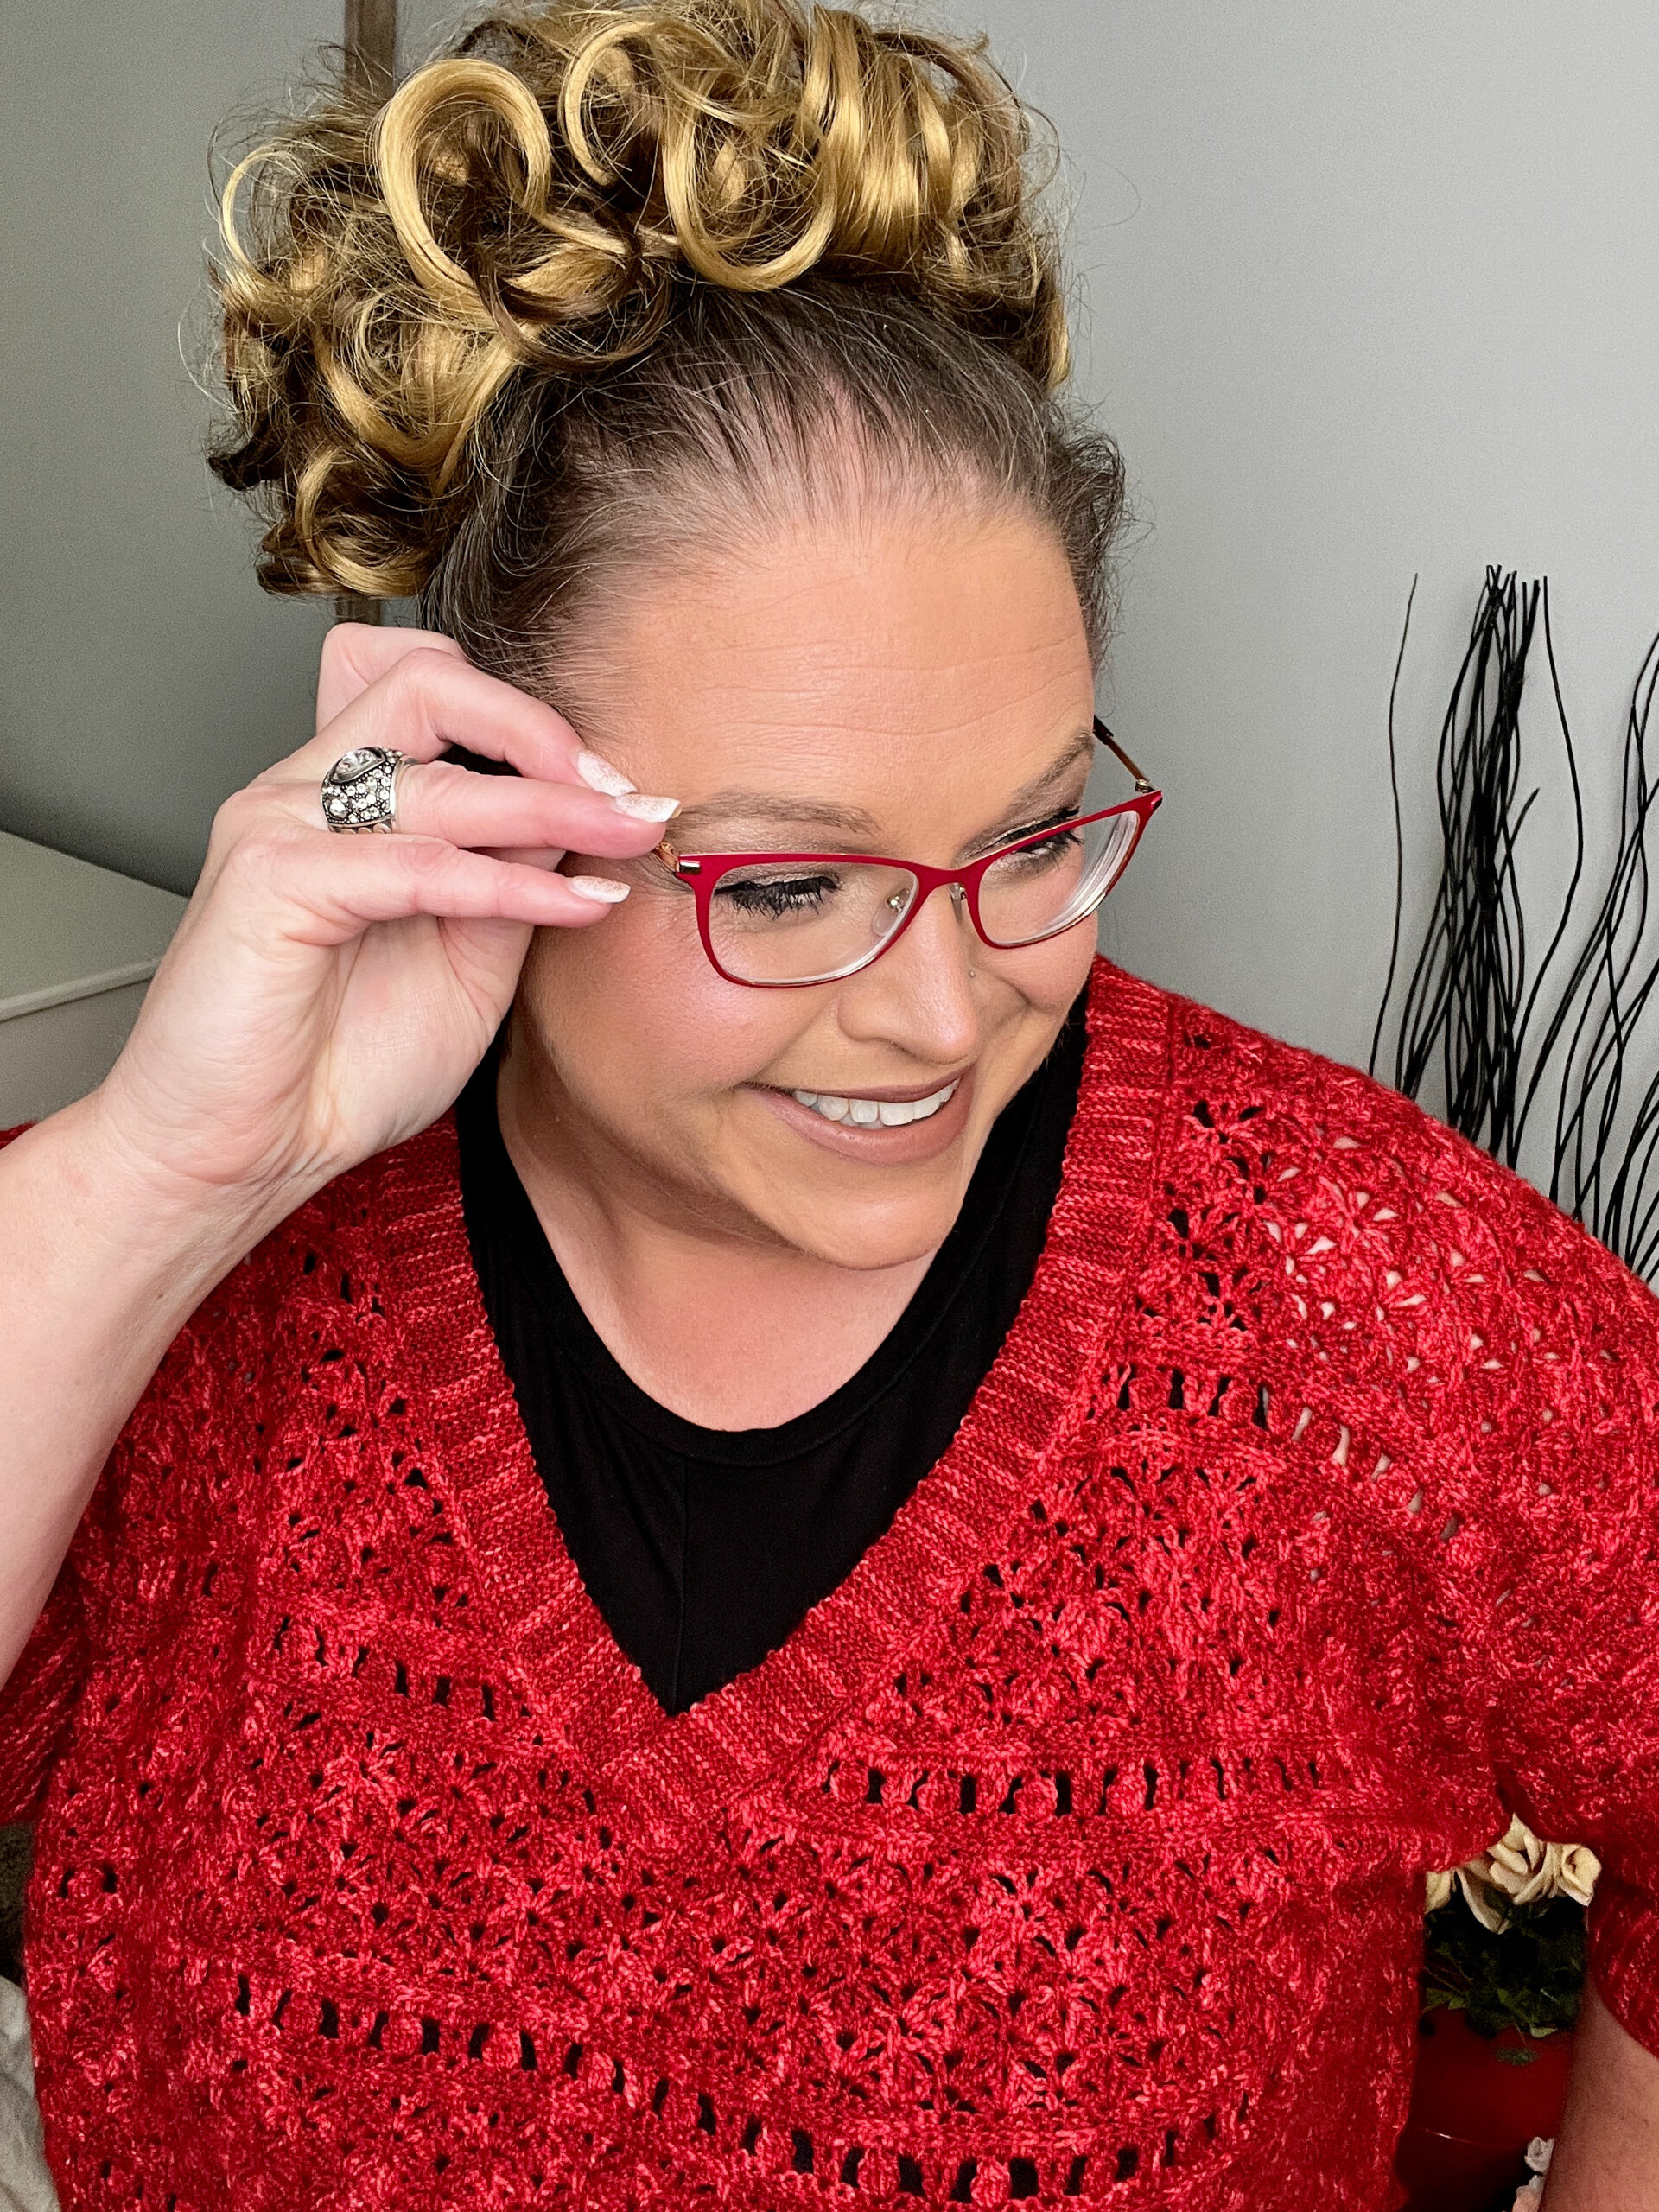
[575,749,637,797]
[612,793,681,821]
[567,875,631,903]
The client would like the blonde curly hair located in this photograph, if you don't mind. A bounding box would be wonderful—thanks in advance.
[208,0,1126,675]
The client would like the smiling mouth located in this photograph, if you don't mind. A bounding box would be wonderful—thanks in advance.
[785,1077,962,1128]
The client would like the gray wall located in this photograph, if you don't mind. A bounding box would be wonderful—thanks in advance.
[7,1,1657,1080]
[0,0,336,894]
[949,0,1659,1071]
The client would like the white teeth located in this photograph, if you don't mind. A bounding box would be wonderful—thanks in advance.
[788,1078,959,1128]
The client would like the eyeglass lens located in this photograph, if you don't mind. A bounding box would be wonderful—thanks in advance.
[706,810,1141,985]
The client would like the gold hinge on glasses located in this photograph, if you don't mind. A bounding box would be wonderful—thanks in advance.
[1096,720,1154,796]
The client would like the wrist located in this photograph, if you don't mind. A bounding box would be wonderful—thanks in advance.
[10,1090,285,1301]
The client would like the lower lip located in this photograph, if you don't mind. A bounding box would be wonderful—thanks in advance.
[751,1067,976,1163]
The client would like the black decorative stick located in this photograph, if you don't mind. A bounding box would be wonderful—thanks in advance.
[1374,568,1659,1284]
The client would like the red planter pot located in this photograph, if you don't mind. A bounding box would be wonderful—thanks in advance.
[1394,2009,1573,2212]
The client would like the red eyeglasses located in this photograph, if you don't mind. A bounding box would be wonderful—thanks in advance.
[652,718,1160,988]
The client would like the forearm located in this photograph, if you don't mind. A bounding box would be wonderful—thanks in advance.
[1543,1977,1659,2208]
[0,1093,266,1693]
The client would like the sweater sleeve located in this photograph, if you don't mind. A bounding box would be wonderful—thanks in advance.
[1412,1139,1659,2057]
[0,1470,117,1828]
[0,1121,108,1824]
[0,1120,247,1828]
[0,1298,260,1827]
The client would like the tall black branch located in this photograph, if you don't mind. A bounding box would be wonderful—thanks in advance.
[1373,568,1659,1282]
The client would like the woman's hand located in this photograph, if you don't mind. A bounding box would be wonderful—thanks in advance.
[90,623,672,1230]
[0,622,675,1694]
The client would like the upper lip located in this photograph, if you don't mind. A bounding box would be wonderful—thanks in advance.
[766,1071,971,1104]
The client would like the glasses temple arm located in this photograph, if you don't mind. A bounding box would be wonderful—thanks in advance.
[1093,716,1155,796]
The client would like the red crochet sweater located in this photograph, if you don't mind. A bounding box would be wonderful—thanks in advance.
[5,957,1659,2210]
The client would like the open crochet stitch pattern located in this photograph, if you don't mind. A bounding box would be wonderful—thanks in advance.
[2,957,1657,2209]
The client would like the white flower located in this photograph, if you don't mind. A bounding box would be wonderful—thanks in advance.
[1485,1815,1552,1906]
[1548,1841,1600,1910]
[1426,1819,1601,1926]
[1510,2138,1553,2209]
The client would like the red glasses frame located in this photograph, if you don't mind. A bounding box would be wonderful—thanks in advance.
[653,718,1161,988]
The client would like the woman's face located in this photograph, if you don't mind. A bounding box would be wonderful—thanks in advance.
[509,497,1102,1271]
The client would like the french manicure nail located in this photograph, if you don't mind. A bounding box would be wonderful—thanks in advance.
[611,793,681,822]
[567,875,631,903]
[575,749,637,797]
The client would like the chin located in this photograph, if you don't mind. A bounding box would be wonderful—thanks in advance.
[765,1192,963,1273]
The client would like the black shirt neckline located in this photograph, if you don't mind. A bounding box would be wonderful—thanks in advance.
[454,986,1090,1711]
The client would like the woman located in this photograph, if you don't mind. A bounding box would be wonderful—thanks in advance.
[1,3,1656,2204]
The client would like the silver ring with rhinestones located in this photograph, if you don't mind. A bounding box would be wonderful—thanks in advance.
[320,746,411,834]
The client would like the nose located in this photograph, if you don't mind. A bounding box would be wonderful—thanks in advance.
[835,878,980,1066]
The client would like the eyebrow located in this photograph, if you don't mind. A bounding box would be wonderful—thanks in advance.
[961,728,1096,855]
[671,727,1096,855]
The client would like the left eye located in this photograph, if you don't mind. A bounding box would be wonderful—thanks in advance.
[990,821,1084,873]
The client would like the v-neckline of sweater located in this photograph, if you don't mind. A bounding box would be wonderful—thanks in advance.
[376,957,1172,1846]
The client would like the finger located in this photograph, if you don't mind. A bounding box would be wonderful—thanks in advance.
[315,622,467,734]
[287,757,677,857]
[295,648,619,791]
[480,846,569,868]
[228,825,634,947]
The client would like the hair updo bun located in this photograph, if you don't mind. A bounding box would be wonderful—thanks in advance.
[209,0,1126,672]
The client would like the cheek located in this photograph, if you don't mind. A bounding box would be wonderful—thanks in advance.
[1059,919,1101,1001]
[517,895,810,1109]
[999,915,1099,1019]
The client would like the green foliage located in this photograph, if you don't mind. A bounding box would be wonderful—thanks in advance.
[1423,1882,1586,2050]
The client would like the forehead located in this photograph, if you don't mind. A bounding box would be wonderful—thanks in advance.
[564,502,1095,814]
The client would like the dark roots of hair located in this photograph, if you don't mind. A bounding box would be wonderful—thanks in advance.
[416,276,1128,692]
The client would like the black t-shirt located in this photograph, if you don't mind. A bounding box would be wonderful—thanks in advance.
[455,988,1088,1715]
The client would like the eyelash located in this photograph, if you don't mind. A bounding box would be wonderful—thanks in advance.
[988,804,1084,853]
[720,873,838,917]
